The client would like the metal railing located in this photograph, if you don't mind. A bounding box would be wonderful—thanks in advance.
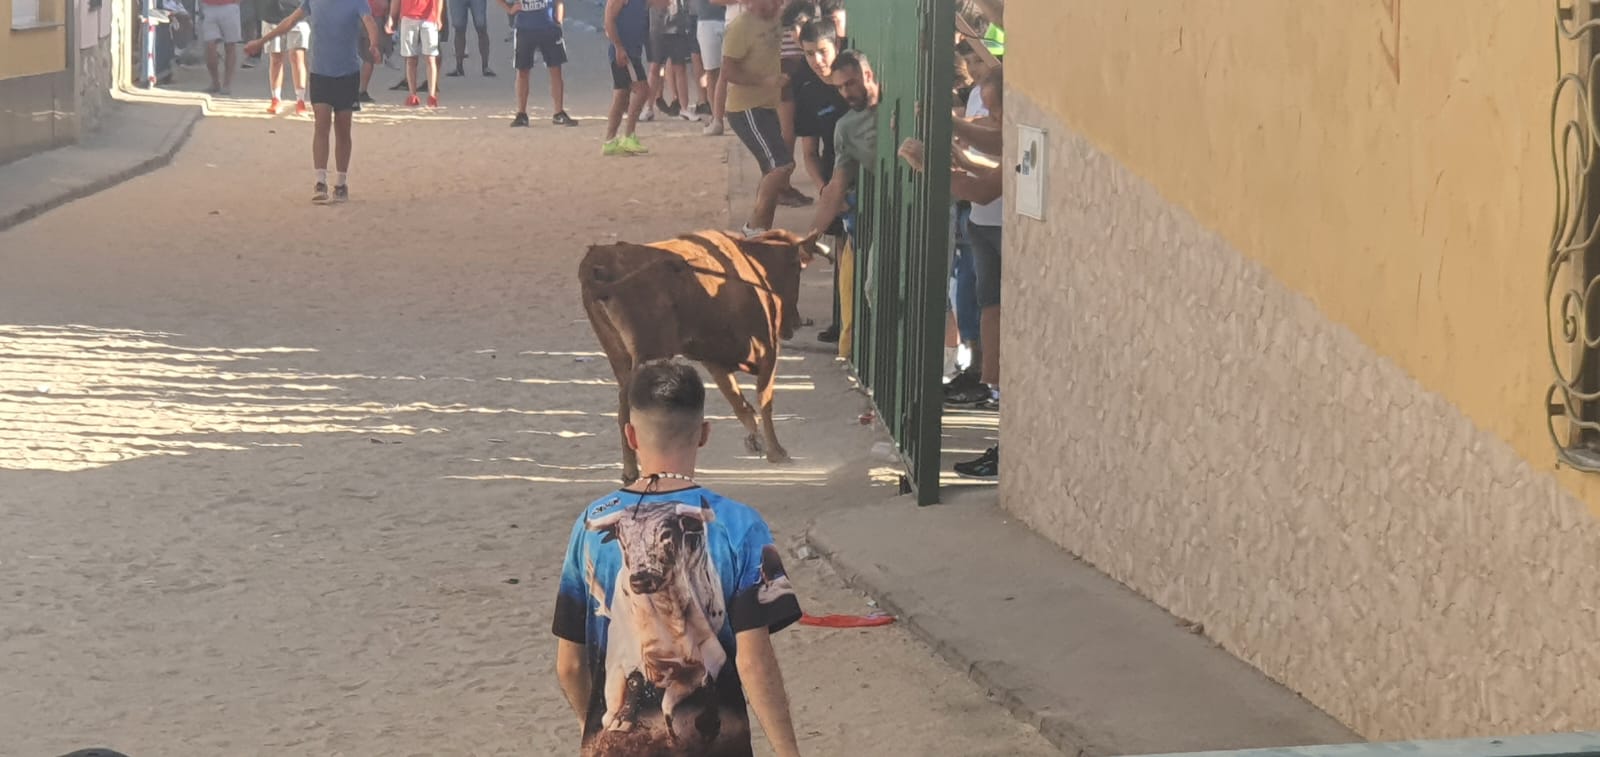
[849,0,955,505]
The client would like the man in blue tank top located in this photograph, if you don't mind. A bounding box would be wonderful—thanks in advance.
[602,0,652,156]
[498,0,577,126]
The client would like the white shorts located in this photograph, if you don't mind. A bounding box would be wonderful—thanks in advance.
[263,20,309,52]
[398,16,440,57]
[697,19,724,70]
[200,2,242,43]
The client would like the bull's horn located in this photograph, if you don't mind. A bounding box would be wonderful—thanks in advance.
[677,498,716,523]
[587,509,626,530]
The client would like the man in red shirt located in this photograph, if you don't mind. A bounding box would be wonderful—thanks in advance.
[389,0,443,106]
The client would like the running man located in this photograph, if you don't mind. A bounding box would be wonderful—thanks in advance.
[257,0,309,114]
[723,0,791,236]
[246,0,380,203]
[601,0,651,156]
[390,0,442,106]
[499,0,576,126]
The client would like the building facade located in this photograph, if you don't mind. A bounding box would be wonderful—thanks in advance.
[1002,0,1600,740]
[2,0,115,163]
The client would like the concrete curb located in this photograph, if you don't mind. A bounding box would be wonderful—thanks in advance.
[0,101,202,233]
[803,524,1104,757]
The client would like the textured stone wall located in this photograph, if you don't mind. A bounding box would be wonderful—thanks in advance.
[77,32,115,136]
[1000,89,1600,740]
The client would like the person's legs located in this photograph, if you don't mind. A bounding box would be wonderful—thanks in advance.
[450,0,468,72]
[291,47,308,101]
[625,79,648,137]
[752,164,793,229]
[206,40,221,88]
[969,223,1002,389]
[268,50,285,102]
[474,0,492,76]
[515,68,530,114]
[670,59,689,111]
[730,108,794,230]
[541,31,569,117]
[334,110,354,174]
[549,66,566,113]
[405,55,419,96]
[223,42,238,89]
[697,19,725,132]
[605,87,626,141]
[312,102,332,196]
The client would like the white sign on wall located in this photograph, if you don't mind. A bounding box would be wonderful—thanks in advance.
[1016,124,1046,221]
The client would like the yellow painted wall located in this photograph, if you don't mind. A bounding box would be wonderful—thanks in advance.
[1006,1,1600,507]
[0,0,69,79]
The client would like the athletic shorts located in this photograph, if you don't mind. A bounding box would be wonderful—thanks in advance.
[968,222,1002,307]
[650,33,693,64]
[609,44,647,90]
[514,26,566,69]
[398,16,440,57]
[448,0,487,28]
[309,72,361,111]
[200,2,242,43]
[696,19,724,69]
[729,107,794,174]
[262,20,309,52]
[358,22,393,64]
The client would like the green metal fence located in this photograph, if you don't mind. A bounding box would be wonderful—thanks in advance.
[849,0,955,506]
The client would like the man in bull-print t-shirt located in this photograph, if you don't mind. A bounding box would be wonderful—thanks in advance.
[552,358,803,757]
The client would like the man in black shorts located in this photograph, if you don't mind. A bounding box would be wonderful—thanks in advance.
[500,0,576,126]
[602,0,651,155]
[645,0,694,120]
[249,0,381,203]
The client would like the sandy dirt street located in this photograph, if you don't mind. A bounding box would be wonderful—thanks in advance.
[0,4,1055,756]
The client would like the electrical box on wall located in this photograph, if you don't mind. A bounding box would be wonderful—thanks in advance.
[1016,124,1046,220]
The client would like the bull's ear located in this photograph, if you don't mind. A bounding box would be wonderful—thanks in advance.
[676,498,717,524]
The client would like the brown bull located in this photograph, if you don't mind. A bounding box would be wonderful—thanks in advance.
[579,229,821,483]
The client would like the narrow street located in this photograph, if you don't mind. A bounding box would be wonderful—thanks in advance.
[0,5,1056,755]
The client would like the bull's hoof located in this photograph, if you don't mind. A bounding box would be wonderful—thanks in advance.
[743,434,764,454]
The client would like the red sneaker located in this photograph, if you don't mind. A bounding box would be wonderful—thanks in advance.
[294,100,307,116]
[405,94,421,107]
[267,98,280,114]
[427,94,438,108]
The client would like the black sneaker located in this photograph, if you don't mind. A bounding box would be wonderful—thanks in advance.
[944,368,981,391]
[311,182,329,204]
[331,184,349,203]
[511,112,530,127]
[953,446,999,479]
[553,110,578,126]
[447,66,466,77]
[482,67,497,77]
[358,91,375,104]
[817,325,840,344]
[695,102,711,117]
[655,96,671,114]
[944,382,992,408]
[974,394,999,412]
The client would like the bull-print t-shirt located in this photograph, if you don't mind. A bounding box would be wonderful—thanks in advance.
[553,487,803,757]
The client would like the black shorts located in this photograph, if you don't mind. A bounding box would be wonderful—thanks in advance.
[514,26,567,69]
[309,73,361,112]
[968,222,1002,307]
[649,32,693,64]
[610,45,647,90]
[729,107,794,174]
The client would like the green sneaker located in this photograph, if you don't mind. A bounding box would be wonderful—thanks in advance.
[620,134,649,154]
[601,139,626,156]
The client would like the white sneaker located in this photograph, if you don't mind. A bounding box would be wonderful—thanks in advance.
[741,224,766,238]
[702,119,724,136]
[642,109,656,122]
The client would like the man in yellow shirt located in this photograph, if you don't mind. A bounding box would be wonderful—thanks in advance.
[722,0,792,237]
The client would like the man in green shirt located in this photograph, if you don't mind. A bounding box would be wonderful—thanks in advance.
[807,49,877,240]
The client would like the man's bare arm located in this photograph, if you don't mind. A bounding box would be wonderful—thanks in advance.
[722,53,786,88]
[737,628,801,757]
[556,639,591,726]
[244,7,308,56]
[554,0,563,24]
[952,116,1003,156]
[952,163,1002,205]
[809,172,851,236]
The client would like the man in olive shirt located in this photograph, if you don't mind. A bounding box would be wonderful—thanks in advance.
[807,49,877,241]
[723,0,792,237]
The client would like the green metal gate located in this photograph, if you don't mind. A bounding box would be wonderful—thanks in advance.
[848,0,955,505]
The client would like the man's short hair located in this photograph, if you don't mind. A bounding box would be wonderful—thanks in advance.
[818,0,843,12]
[979,63,1003,106]
[628,358,706,442]
[833,49,871,76]
[782,0,815,29]
[799,17,837,45]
